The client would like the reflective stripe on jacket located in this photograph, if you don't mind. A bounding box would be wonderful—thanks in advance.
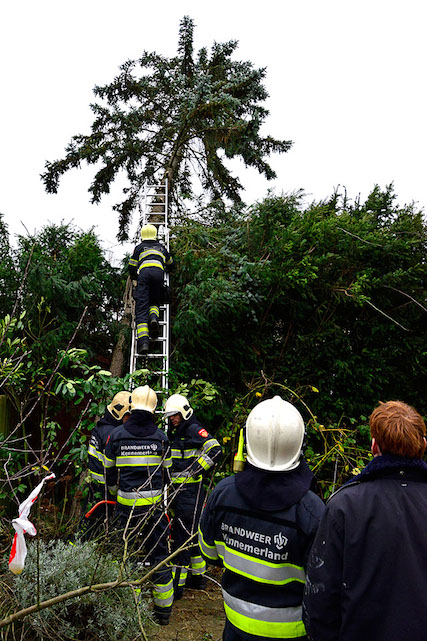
[223,593,306,639]
[117,488,163,507]
[170,415,222,486]
[128,240,174,279]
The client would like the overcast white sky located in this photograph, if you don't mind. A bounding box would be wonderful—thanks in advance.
[1,0,425,264]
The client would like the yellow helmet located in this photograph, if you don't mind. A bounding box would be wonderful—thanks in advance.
[131,385,157,413]
[107,391,131,421]
[140,224,157,241]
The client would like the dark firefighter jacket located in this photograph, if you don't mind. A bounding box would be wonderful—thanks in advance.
[169,414,222,493]
[128,239,174,278]
[104,410,171,510]
[199,461,325,641]
[303,454,427,641]
[88,410,122,486]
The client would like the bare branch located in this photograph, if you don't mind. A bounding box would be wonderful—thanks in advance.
[384,286,427,313]
[364,298,410,331]
[337,226,381,247]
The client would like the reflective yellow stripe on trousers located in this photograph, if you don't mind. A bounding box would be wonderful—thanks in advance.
[190,554,206,575]
[173,566,188,588]
[153,579,174,608]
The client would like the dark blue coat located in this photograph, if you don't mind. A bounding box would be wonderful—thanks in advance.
[303,455,427,641]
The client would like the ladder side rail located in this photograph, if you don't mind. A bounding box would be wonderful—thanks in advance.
[130,178,170,394]
[161,178,169,394]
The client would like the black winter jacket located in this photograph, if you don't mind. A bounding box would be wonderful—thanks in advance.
[199,461,325,641]
[104,410,171,511]
[303,454,427,641]
[88,410,121,485]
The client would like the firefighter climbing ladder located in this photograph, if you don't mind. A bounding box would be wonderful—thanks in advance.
[128,181,170,398]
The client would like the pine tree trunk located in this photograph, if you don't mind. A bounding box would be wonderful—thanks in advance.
[109,314,131,377]
[109,278,134,377]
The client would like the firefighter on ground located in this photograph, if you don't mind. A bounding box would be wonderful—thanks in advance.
[128,223,174,354]
[198,396,325,641]
[84,391,131,539]
[104,385,173,626]
[164,393,222,599]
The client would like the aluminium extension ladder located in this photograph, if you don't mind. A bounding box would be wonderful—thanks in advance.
[128,181,170,403]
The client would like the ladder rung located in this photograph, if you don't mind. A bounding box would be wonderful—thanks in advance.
[134,350,166,355]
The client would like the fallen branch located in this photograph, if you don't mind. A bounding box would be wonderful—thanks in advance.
[0,532,197,628]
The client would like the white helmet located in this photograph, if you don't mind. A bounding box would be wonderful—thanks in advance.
[130,385,157,413]
[140,224,157,240]
[246,396,305,472]
[107,391,131,421]
[164,394,193,420]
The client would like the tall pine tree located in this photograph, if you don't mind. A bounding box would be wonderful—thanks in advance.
[42,16,292,240]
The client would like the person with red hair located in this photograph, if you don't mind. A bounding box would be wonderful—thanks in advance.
[303,400,427,641]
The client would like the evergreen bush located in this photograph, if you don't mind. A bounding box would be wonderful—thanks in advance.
[2,539,151,641]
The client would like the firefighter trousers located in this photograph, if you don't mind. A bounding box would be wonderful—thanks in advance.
[170,485,206,590]
[118,506,173,615]
[134,267,163,342]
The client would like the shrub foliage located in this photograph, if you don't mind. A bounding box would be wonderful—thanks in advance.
[1,539,149,641]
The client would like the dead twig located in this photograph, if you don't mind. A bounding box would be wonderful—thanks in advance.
[364,299,410,331]
[337,226,380,247]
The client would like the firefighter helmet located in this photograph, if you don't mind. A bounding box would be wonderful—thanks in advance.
[130,385,157,413]
[164,394,193,420]
[140,224,157,240]
[107,391,132,421]
[245,396,305,472]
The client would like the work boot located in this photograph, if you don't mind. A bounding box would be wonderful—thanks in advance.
[137,338,149,354]
[149,317,160,339]
[174,585,184,601]
[153,611,170,626]
[187,574,207,590]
